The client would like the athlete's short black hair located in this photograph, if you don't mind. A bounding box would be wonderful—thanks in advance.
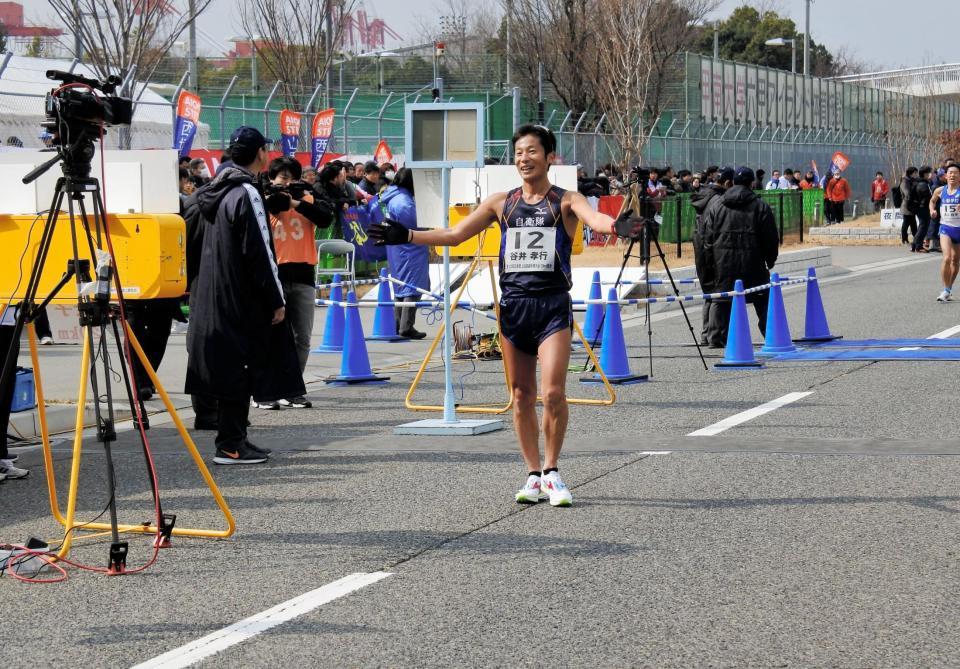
[948,164,960,172]
[268,155,302,180]
[512,124,556,155]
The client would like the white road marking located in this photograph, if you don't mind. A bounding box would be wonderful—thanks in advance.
[640,450,672,455]
[687,392,813,437]
[131,572,391,669]
[897,324,960,351]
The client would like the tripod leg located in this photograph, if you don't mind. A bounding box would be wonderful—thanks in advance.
[651,236,708,371]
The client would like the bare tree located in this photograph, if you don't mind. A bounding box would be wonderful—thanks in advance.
[240,0,356,108]
[48,0,212,99]
[411,0,502,80]
[594,0,716,172]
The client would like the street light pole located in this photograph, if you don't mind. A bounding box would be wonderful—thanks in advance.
[251,40,258,94]
[791,39,796,74]
[803,0,811,76]
[505,0,512,86]
[188,0,197,90]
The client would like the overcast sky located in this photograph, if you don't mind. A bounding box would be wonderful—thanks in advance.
[31,0,957,72]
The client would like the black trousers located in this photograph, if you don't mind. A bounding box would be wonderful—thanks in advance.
[901,214,917,244]
[709,291,769,347]
[125,300,174,392]
[0,324,19,460]
[215,398,250,450]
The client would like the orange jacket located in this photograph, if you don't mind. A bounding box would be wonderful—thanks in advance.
[826,177,851,202]
[271,192,318,265]
[871,178,889,200]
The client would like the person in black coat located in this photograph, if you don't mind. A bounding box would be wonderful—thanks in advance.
[692,166,733,347]
[184,127,303,465]
[700,166,779,347]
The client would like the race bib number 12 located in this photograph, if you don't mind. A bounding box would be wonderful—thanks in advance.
[504,227,556,272]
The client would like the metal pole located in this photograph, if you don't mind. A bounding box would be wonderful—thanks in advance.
[219,75,238,149]
[342,88,358,153]
[251,41,258,94]
[263,80,281,139]
[0,52,12,80]
[512,86,521,130]
[506,0,512,86]
[325,0,333,108]
[441,167,456,423]
[305,83,323,114]
[713,23,719,59]
[804,0,811,76]
[791,40,796,74]
[377,92,393,140]
[188,0,198,90]
[537,62,544,123]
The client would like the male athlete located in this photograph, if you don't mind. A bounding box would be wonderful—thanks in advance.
[369,125,640,506]
[930,163,960,302]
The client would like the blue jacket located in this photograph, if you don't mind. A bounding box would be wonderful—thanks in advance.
[371,185,429,298]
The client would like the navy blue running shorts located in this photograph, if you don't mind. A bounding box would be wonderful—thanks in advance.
[941,225,960,244]
[499,293,573,356]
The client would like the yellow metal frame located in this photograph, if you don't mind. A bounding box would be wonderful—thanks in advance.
[404,256,616,415]
[27,321,236,560]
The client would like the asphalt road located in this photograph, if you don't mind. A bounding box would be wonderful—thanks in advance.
[4,245,960,668]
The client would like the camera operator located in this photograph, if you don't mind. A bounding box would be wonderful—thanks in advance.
[250,156,335,409]
[185,126,295,465]
[700,166,779,347]
[692,167,734,348]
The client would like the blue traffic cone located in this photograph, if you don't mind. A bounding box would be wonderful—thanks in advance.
[313,273,345,354]
[760,273,797,355]
[325,291,389,385]
[715,280,762,369]
[581,287,647,385]
[793,267,841,343]
[577,270,604,348]
[367,269,406,342]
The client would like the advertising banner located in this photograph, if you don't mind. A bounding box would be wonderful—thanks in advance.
[310,108,336,168]
[173,90,202,157]
[374,139,393,165]
[279,109,301,157]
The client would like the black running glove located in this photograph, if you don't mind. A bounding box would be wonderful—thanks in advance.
[614,209,644,240]
[368,219,411,246]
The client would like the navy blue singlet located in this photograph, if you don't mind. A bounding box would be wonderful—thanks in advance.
[498,185,572,298]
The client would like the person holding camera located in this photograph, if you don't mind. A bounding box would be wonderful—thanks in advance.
[369,124,642,507]
[185,127,294,465]
[700,166,779,346]
[250,156,335,409]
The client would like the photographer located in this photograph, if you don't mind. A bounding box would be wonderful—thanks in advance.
[251,156,335,409]
[185,127,297,465]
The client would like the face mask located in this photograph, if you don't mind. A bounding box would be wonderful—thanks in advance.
[384,170,396,180]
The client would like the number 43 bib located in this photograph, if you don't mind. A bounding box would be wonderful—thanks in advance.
[504,227,556,272]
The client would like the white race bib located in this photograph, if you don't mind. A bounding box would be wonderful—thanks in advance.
[942,202,960,226]
[504,227,556,272]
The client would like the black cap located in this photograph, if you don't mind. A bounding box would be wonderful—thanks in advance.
[734,166,755,185]
[229,126,272,152]
[717,166,735,183]
[363,160,380,173]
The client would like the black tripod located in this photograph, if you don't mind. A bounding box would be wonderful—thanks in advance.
[586,189,707,376]
[0,133,170,573]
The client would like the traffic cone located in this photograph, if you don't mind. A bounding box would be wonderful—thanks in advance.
[581,287,647,384]
[760,273,797,355]
[367,269,406,342]
[793,267,841,343]
[313,273,345,354]
[577,270,604,348]
[715,279,763,369]
[325,291,389,385]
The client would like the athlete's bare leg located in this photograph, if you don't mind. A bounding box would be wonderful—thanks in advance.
[501,335,541,473]
[538,328,571,471]
[941,235,959,289]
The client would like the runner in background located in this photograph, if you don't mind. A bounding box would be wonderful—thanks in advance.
[929,164,960,302]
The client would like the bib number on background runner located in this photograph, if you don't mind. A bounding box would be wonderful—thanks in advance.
[504,227,556,272]
[942,202,960,226]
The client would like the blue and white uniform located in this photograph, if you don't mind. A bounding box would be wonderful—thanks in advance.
[497,185,573,355]
[940,185,960,244]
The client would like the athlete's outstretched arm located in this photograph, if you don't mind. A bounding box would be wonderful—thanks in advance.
[567,191,616,234]
[369,193,504,246]
[931,185,943,219]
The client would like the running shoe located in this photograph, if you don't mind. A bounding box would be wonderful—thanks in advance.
[541,471,573,507]
[251,399,281,410]
[213,442,268,465]
[938,290,953,303]
[245,441,272,456]
[39,336,53,345]
[515,474,545,504]
[0,459,29,479]
[278,396,312,409]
